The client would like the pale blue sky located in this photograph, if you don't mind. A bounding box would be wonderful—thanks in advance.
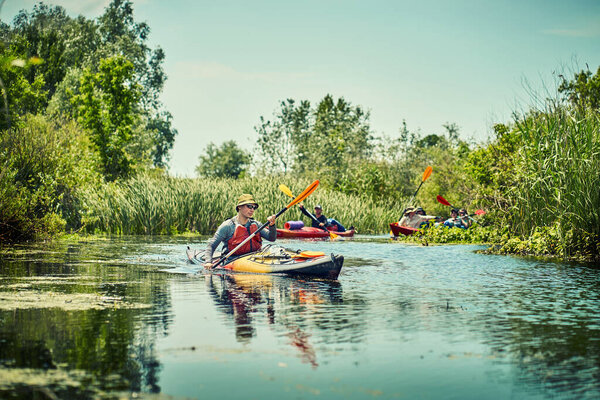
[3,0,600,176]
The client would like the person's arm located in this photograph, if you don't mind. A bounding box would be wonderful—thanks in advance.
[298,205,312,219]
[317,215,327,227]
[259,215,277,241]
[204,220,233,266]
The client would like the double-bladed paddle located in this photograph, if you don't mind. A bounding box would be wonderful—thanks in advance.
[402,166,433,214]
[279,184,339,240]
[436,195,485,222]
[393,166,434,236]
[210,180,320,269]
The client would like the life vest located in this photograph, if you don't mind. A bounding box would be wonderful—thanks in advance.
[227,221,262,256]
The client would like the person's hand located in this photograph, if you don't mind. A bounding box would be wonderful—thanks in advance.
[267,215,276,226]
[298,203,305,209]
[319,222,325,227]
[204,262,214,269]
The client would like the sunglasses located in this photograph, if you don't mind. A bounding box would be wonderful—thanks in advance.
[244,204,258,210]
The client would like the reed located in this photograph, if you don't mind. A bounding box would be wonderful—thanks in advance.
[508,104,600,258]
[81,175,401,235]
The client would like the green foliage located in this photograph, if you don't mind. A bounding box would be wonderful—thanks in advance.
[255,99,310,173]
[254,94,374,184]
[0,114,101,241]
[2,0,177,168]
[403,223,500,245]
[463,67,600,261]
[196,141,251,179]
[0,49,47,129]
[72,56,141,181]
[558,65,600,111]
[81,175,399,235]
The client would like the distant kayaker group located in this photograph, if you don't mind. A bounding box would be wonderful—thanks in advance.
[398,206,472,230]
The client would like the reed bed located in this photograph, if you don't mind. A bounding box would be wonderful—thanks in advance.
[81,175,401,235]
[509,105,600,258]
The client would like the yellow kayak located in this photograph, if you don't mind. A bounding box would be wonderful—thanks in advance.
[186,245,343,280]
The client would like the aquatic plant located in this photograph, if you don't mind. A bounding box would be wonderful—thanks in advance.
[81,175,401,235]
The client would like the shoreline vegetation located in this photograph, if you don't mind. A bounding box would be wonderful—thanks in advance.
[1,1,599,263]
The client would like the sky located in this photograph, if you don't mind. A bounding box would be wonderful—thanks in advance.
[2,0,600,177]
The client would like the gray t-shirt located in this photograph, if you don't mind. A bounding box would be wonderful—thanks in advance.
[204,216,277,263]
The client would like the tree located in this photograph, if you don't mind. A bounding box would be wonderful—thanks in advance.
[72,56,141,181]
[0,49,47,129]
[4,0,177,168]
[558,65,600,110]
[196,141,251,179]
[254,99,311,173]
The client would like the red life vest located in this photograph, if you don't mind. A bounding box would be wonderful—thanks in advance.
[227,222,262,256]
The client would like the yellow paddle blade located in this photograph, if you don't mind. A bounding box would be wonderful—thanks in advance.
[285,180,319,209]
[422,166,433,182]
[329,231,339,240]
[279,184,294,198]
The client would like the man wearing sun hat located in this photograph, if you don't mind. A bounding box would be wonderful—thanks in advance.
[398,206,439,229]
[204,194,277,269]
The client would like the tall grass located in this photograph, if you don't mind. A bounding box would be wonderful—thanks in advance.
[81,175,400,235]
[508,104,600,259]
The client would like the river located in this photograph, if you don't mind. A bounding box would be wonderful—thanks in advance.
[1,235,599,399]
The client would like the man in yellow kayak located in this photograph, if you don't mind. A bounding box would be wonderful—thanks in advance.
[204,194,277,269]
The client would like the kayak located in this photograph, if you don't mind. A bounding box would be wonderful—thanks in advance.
[389,222,419,236]
[186,245,344,280]
[277,227,356,239]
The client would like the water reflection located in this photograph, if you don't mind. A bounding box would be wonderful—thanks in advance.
[205,273,343,367]
[0,240,175,398]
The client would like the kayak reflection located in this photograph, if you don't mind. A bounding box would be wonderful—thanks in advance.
[205,273,343,368]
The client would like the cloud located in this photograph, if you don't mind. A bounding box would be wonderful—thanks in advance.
[543,19,600,38]
[175,61,313,83]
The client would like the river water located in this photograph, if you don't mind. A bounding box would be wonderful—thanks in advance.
[0,235,598,399]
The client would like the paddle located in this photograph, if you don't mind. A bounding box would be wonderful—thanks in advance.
[393,166,433,235]
[436,194,455,209]
[211,180,320,269]
[436,195,484,223]
[279,184,339,240]
[408,166,433,208]
[400,166,433,216]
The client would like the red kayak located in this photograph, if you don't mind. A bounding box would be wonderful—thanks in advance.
[277,227,356,239]
[389,222,419,236]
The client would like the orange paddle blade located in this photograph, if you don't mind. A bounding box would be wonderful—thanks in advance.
[422,166,433,182]
[286,180,319,209]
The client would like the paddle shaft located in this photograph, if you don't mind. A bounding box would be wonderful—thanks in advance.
[405,180,425,212]
[403,166,432,214]
[301,206,331,233]
[212,208,285,268]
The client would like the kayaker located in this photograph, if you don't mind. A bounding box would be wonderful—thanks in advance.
[399,207,438,228]
[298,204,347,232]
[204,194,277,269]
[458,208,472,228]
[443,208,467,229]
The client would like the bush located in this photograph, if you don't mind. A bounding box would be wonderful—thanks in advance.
[0,114,101,242]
